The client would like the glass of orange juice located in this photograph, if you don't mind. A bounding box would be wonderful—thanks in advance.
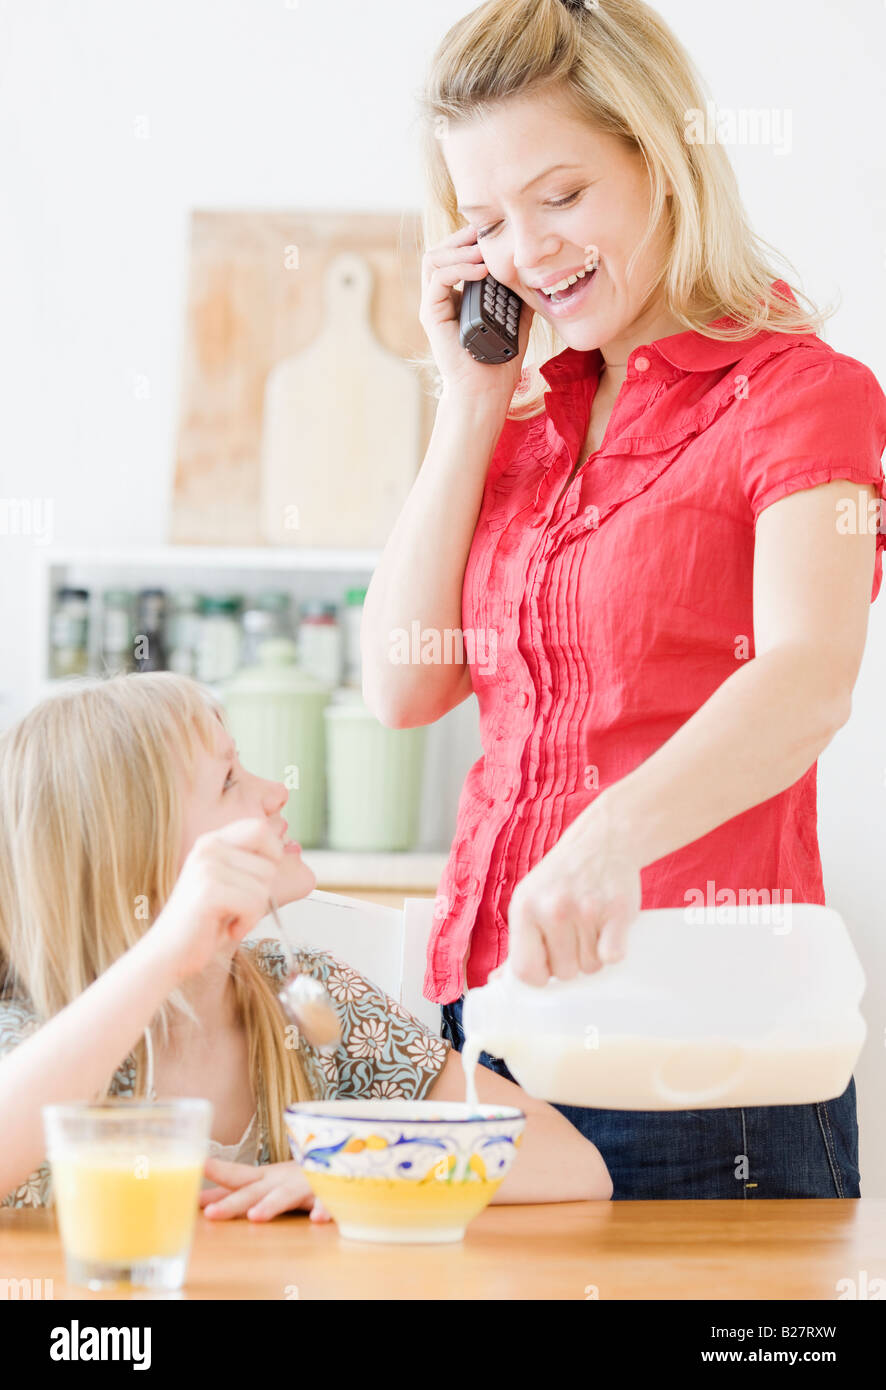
[42,1098,212,1292]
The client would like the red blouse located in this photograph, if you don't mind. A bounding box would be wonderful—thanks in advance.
[424,282,886,1006]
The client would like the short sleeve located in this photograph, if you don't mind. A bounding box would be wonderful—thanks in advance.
[0,998,54,1208]
[484,410,544,490]
[249,938,451,1102]
[740,353,886,601]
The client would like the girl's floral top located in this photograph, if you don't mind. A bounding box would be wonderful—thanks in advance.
[0,937,450,1208]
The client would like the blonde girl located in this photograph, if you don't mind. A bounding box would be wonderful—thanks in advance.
[0,672,612,1217]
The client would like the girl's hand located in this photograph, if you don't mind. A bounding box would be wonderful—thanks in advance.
[420,222,534,408]
[506,799,642,986]
[148,819,285,982]
[199,1156,333,1223]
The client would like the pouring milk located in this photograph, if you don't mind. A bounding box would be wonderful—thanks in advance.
[459,906,867,1111]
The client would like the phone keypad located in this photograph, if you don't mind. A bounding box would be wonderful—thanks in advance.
[481,281,519,343]
[462,274,520,362]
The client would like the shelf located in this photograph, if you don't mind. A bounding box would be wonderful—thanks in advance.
[24,550,469,881]
[36,545,381,572]
[30,545,381,699]
[301,849,448,891]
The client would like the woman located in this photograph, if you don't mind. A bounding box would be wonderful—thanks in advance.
[0,672,612,1214]
[362,0,886,1198]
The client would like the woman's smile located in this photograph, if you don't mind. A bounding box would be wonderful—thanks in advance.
[530,263,599,318]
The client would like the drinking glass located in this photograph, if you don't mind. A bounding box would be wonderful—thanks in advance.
[42,1098,212,1292]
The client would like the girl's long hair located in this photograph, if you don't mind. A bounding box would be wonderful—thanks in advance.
[0,671,314,1163]
[412,0,832,416]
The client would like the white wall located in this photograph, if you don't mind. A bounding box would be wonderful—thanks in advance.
[0,0,884,1191]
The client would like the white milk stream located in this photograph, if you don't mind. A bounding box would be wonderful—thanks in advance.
[462,1036,483,1111]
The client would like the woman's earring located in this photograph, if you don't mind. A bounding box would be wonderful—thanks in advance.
[583,244,600,273]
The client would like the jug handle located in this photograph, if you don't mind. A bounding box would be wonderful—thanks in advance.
[652,1042,747,1108]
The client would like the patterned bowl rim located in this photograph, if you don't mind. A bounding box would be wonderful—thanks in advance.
[284,1101,525,1124]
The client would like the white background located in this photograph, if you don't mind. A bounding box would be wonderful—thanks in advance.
[0,0,884,1193]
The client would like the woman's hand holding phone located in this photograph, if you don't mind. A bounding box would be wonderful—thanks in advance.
[149,819,284,981]
[419,223,533,409]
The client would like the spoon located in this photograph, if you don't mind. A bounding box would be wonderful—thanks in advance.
[268,895,342,1053]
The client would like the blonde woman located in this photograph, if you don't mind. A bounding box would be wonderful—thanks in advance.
[362,0,886,1197]
[0,672,612,1216]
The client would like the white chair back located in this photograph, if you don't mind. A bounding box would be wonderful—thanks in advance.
[247,889,442,1032]
[252,888,402,998]
[401,896,443,1030]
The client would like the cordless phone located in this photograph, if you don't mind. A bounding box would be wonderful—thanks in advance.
[459,270,522,364]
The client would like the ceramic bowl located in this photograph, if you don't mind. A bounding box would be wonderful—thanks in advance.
[284,1099,526,1244]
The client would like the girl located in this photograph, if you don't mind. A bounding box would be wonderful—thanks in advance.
[0,672,612,1219]
[362,0,886,1197]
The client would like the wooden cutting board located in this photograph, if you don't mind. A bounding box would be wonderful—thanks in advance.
[170,210,434,547]
[259,251,422,547]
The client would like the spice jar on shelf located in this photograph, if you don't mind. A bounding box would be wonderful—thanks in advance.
[167,591,202,676]
[297,601,342,689]
[240,590,293,669]
[196,596,243,684]
[134,589,167,673]
[49,587,90,679]
[340,586,367,690]
[101,589,135,675]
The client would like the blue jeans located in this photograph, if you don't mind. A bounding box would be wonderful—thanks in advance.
[440,995,860,1200]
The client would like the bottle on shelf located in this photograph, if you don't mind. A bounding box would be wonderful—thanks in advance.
[134,589,167,673]
[256,589,293,633]
[49,587,90,678]
[240,590,293,669]
[101,589,135,676]
[166,591,202,676]
[297,600,342,689]
[196,596,243,684]
[340,586,367,690]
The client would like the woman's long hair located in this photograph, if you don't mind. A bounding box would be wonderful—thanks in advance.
[411,0,831,416]
[0,672,314,1162]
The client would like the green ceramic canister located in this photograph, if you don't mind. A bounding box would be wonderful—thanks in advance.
[219,638,330,848]
[323,690,425,851]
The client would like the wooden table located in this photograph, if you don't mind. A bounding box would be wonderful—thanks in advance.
[3,1199,885,1300]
